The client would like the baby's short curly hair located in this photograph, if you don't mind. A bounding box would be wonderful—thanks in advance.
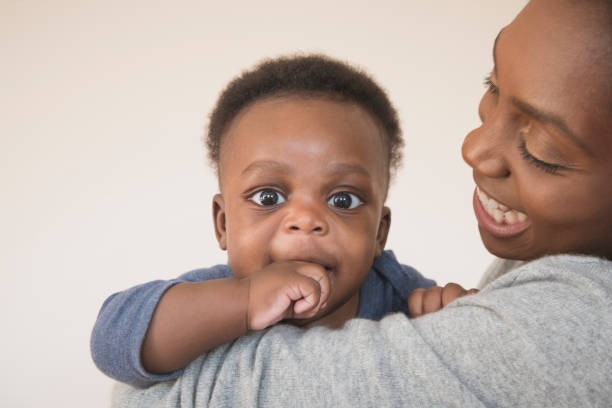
[206,54,403,179]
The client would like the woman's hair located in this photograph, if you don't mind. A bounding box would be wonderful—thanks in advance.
[205,54,403,178]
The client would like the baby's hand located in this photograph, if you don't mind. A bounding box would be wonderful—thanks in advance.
[408,283,479,318]
[244,261,331,331]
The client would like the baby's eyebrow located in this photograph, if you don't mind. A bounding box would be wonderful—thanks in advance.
[325,162,371,178]
[240,160,371,178]
[241,160,293,175]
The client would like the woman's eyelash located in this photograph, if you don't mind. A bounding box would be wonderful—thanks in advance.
[484,75,499,95]
[518,141,562,174]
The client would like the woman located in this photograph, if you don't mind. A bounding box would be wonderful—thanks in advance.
[114,0,612,406]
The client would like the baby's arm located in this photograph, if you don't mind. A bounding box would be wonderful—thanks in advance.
[91,262,330,388]
[408,283,479,317]
[142,262,331,375]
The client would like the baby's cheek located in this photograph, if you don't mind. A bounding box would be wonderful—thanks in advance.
[226,244,262,278]
[342,235,378,267]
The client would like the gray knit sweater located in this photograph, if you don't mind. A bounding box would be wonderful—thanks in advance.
[112,254,612,407]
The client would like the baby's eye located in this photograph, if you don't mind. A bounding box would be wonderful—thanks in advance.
[327,192,362,210]
[249,189,286,206]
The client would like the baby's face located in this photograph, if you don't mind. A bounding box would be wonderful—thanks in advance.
[462,0,612,260]
[213,96,390,325]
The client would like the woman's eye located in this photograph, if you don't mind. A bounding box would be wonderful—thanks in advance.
[249,189,286,206]
[484,74,499,95]
[327,192,362,210]
[518,141,563,175]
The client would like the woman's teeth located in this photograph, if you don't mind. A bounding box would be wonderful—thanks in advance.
[477,188,527,224]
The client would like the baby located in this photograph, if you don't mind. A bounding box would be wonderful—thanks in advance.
[91,54,469,388]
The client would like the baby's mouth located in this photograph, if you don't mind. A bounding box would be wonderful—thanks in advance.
[476,187,528,225]
[305,261,335,274]
[272,256,335,273]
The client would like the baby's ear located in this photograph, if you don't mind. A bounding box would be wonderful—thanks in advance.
[375,206,391,257]
[212,194,227,250]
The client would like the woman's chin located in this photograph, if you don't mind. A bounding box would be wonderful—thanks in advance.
[479,227,536,261]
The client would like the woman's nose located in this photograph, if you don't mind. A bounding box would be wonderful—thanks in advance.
[462,123,510,179]
[282,202,329,236]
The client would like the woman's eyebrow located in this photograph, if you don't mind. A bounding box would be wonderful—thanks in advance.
[512,97,593,156]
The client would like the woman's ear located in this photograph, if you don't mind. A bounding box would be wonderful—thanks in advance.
[212,194,227,250]
[375,206,391,257]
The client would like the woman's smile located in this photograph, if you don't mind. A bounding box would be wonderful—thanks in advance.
[473,186,531,238]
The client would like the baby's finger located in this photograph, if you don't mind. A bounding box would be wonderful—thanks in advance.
[422,286,443,314]
[295,264,331,310]
[408,288,425,317]
[441,283,467,307]
[289,274,322,316]
[293,297,317,316]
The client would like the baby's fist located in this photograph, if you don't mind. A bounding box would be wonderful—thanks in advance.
[245,261,331,330]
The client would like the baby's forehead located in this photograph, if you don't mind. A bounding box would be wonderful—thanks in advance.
[216,97,391,192]
[223,96,388,150]
[220,98,388,163]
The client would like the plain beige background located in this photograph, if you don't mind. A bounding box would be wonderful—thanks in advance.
[1,1,527,406]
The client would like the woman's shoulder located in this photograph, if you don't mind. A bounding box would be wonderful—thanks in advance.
[482,254,612,298]
[477,258,526,289]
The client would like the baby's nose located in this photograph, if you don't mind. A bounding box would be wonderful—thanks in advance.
[282,204,329,235]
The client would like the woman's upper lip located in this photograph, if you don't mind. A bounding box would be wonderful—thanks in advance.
[475,183,531,223]
[477,185,504,204]
[475,183,515,211]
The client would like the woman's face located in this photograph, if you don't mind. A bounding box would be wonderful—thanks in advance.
[462,0,612,260]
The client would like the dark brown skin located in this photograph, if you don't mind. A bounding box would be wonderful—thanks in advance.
[408,284,479,318]
[462,0,612,261]
[410,0,612,318]
[142,97,395,374]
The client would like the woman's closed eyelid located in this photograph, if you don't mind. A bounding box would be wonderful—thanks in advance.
[518,141,564,174]
[518,124,578,174]
[484,74,499,95]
